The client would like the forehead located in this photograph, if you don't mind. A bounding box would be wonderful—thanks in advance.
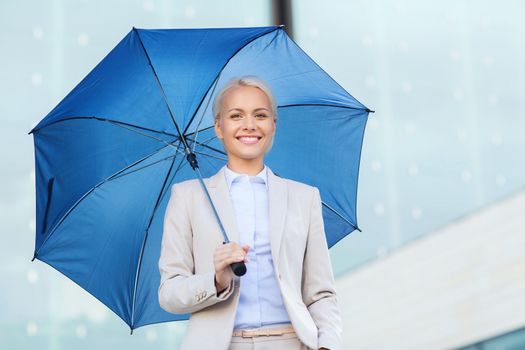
[221,85,271,109]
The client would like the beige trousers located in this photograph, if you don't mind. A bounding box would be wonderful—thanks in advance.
[228,332,310,350]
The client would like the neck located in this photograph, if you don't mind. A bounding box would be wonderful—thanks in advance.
[227,158,264,176]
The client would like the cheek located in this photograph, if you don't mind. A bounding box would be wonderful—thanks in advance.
[222,123,238,138]
[267,123,276,137]
[215,122,231,140]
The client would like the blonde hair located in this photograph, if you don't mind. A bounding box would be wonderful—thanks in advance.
[212,75,278,122]
[213,76,278,154]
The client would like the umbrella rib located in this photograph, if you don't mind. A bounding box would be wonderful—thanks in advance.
[110,153,181,182]
[185,135,227,156]
[193,151,227,162]
[29,116,179,137]
[189,134,218,147]
[283,32,371,112]
[350,116,368,232]
[104,119,182,148]
[182,26,281,136]
[33,142,184,259]
[134,28,188,148]
[186,125,214,137]
[191,75,221,153]
[130,143,186,330]
[278,103,372,113]
[321,200,359,231]
[156,149,190,206]
[272,169,359,231]
[106,119,177,139]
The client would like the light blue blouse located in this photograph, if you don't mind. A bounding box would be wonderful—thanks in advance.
[224,164,291,329]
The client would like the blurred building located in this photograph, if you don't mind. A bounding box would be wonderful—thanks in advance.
[338,189,525,349]
[2,0,524,349]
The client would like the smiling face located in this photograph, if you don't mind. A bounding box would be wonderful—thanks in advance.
[214,85,276,173]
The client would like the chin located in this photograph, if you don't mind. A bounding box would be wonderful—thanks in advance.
[225,145,268,160]
[227,150,265,161]
[237,154,264,160]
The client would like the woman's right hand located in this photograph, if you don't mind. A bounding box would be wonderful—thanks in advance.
[213,242,250,292]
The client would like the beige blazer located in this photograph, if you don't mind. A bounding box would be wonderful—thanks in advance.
[158,165,342,350]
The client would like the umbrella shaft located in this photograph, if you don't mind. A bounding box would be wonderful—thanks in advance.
[188,152,230,244]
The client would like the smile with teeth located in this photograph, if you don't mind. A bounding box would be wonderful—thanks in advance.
[236,136,261,145]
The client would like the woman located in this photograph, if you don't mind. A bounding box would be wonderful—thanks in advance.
[158,76,342,350]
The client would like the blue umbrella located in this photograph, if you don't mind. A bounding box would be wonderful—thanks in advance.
[29,25,371,332]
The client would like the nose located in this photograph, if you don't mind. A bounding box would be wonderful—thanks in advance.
[242,115,256,130]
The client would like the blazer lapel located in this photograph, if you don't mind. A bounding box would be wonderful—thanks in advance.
[205,165,288,267]
[267,166,287,267]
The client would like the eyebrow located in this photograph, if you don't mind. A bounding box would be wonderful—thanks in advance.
[227,108,270,113]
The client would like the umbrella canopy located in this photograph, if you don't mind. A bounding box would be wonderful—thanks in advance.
[29,25,371,331]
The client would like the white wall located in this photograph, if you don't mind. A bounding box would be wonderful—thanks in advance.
[337,190,525,350]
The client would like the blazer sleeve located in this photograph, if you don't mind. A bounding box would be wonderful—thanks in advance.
[158,183,234,315]
[301,187,343,350]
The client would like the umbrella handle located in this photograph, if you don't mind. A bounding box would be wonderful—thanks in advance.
[230,261,247,277]
[222,241,247,276]
[230,261,246,277]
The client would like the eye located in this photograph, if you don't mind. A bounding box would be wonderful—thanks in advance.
[230,114,242,119]
[255,113,269,119]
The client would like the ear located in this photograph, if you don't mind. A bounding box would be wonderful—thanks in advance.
[214,117,223,139]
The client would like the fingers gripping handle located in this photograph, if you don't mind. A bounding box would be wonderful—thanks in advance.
[223,242,247,276]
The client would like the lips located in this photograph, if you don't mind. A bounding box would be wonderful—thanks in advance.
[236,136,261,144]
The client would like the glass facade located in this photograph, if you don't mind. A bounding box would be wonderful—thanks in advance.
[1,0,524,348]
[458,326,525,350]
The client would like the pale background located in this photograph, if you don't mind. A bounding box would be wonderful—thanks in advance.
[1,0,524,349]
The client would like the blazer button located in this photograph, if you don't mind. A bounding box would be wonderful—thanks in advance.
[278,273,282,280]
[202,291,207,298]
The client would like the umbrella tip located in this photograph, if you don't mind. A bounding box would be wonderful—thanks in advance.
[130,327,134,335]
[31,252,37,262]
